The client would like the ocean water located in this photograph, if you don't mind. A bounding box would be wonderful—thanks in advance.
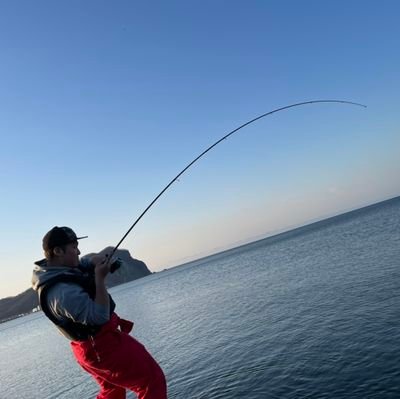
[1,197,399,398]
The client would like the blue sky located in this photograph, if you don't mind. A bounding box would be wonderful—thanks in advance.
[1,1,399,298]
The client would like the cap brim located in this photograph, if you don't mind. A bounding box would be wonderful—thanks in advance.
[76,236,88,240]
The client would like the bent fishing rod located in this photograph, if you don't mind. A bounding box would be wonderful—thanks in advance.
[108,99,366,269]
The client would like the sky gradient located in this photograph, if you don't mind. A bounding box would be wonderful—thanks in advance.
[1,1,399,298]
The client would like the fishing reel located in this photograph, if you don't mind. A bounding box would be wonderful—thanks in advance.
[110,257,123,273]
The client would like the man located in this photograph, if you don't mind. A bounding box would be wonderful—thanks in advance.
[32,226,167,399]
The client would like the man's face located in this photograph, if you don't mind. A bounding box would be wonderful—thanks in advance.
[59,241,81,267]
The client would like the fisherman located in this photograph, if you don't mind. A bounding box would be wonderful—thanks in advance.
[32,226,167,399]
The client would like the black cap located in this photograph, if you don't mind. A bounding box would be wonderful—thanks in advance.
[42,226,88,251]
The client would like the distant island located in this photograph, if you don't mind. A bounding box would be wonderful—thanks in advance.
[0,249,151,324]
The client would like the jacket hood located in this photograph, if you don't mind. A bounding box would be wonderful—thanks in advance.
[32,259,82,291]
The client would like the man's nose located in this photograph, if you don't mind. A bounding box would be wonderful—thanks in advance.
[78,249,81,255]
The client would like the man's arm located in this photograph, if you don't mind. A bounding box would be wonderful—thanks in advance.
[47,283,110,325]
[47,250,116,325]
[84,248,115,308]
[94,258,111,308]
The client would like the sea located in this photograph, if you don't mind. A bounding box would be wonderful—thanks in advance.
[1,196,399,399]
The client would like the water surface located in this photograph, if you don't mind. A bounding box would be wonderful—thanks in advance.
[1,197,399,398]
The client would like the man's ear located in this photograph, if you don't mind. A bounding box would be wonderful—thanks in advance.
[53,247,64,257]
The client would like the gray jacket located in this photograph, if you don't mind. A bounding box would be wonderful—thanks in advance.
[32,258,110,339]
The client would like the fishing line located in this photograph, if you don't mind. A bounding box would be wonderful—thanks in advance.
[108,99,366,263]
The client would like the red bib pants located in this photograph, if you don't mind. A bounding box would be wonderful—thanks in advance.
[71,313,167,399]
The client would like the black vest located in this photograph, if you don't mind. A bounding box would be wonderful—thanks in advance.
[38,266,116,341]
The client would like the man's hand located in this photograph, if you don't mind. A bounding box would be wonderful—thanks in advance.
[94,256,111,279]
[91,248,116,279]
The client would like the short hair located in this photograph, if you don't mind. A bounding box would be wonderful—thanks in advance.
[44,244,67,261]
